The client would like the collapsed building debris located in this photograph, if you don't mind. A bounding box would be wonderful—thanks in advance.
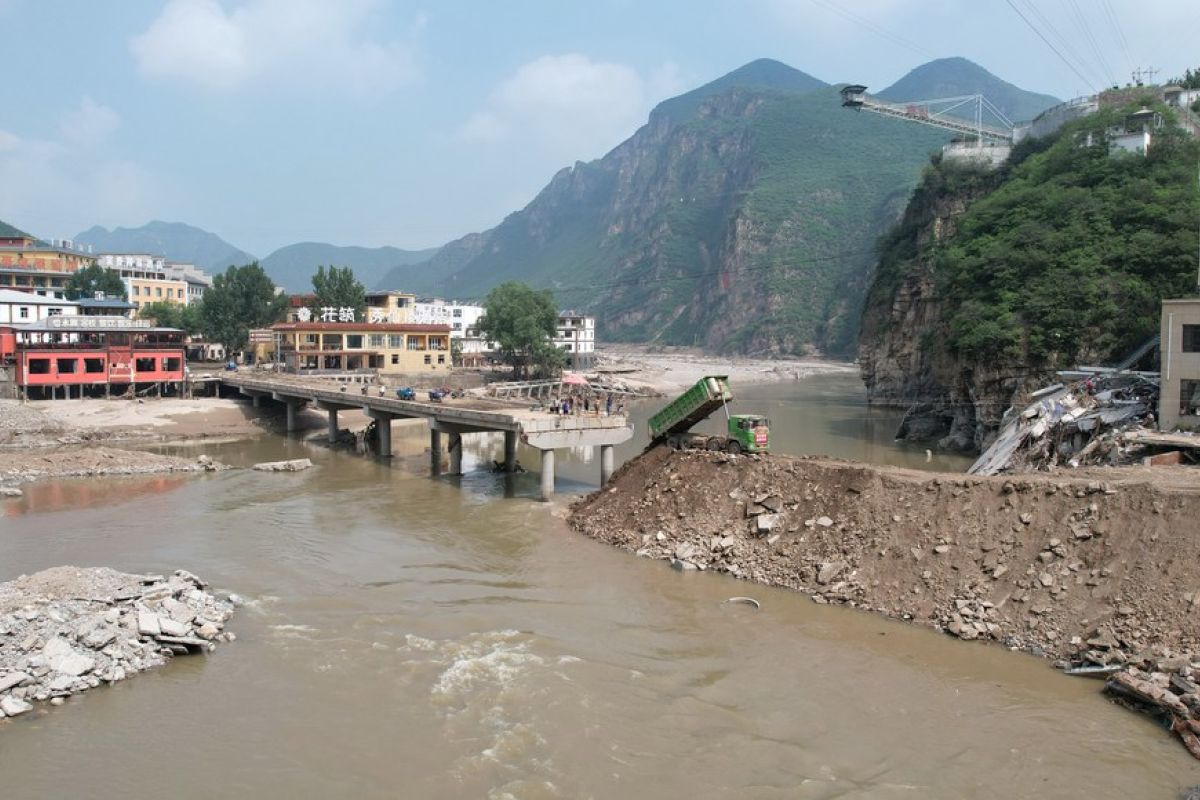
[969,373,1196,475]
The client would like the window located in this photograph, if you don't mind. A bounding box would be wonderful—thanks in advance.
[84,358,104,374]
[28,358,50,374]
[135,357,157,372]
[391,354,399,365]
[47,307,62,316]
[346,335,363,349]
[437,354,445,364]
[369,334,384,348]
[56,358,78,374]
[18,306,28,318]
[1183,325,1200,353]
[452,308,462,317]
[164,357,181,372]
[424,354,431,365]
[389,335,403,348]
[1182,380,1200,418]
[156,287,162,298]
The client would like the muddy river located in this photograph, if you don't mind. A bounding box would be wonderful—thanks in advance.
[2,374,1197,798]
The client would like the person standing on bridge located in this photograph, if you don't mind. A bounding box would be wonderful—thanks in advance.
[606,393,613,416]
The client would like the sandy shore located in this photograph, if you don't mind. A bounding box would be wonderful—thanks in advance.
[593,345,856,394]
[34,397,268,441]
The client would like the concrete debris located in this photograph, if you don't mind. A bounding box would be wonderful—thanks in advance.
[252,458,313,472]
[0,566,236,722]
[970,374,1176,476]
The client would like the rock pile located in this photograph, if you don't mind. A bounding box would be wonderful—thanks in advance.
[0,566,237,719]
[252,458,313,472]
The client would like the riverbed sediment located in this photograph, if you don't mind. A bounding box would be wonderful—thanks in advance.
[569,447,1200,759]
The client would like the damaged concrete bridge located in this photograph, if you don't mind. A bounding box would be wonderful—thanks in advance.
[220,374,634,499]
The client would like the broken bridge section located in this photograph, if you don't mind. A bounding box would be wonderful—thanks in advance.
[220,374,634,500]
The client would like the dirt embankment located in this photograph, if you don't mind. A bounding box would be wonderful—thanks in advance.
[571,448,1200,755]
[572,448,1200,659]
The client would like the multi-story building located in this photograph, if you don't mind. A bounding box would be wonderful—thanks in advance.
[409,298,485,338]
[1160,298,1200,431]
[269,321,452,375]
[97,254,190,309]
[0,289,79,324]
[555,311,595,369]
[163,262,212,304]
[0,221,97,298]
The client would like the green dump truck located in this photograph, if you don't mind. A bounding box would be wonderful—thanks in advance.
[647,375,770,454]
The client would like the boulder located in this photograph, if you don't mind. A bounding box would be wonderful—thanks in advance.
[252,459,313,472]
[0,695,33,717]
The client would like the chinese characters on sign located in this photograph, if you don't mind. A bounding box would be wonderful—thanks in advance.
[295,307,403,324]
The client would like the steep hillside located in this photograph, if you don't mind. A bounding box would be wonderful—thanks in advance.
[260,242,439,293]
[382,58,1060,357]
[878,57,1059,123]
[74,221,255,272]
[859,102,1200,451]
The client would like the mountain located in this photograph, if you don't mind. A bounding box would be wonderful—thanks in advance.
[380,60,957,355]
[878,57,1059,124]
[260,242,440,294]
[650,58,827,124]
[74,221,256,272]
[858,101,1200,451]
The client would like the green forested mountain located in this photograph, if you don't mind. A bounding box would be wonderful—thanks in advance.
[74,221,256,272]
[379,58,1059,356]
[878,57,1060,123]
[260,242,439,293]
[859,100,1200,448]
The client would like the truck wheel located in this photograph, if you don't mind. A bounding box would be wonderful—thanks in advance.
[706,438,723,451]
[725,440,742,454]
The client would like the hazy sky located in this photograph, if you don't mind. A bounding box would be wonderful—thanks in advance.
[1,0,1194,255]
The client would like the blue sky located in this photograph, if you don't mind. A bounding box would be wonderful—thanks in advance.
[0,0,1194,256]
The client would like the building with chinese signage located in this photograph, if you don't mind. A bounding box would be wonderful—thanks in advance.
[269,321,452,375]
[3,315,186,399]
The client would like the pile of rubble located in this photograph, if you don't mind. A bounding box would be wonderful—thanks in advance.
[970,374,1169,475]
[0,566,238,720]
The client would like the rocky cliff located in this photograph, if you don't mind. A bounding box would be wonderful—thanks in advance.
[859,103,1200,451]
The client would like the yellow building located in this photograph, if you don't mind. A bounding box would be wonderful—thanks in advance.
[125,276,189,309]
[363,290,416,323]
[0,222,97,298]
[270,322,451,374]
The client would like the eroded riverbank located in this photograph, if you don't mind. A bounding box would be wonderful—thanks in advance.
[570,447,1200,760]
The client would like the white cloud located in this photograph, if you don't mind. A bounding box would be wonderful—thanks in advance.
[130,0,421,95]
[459,54,684,161]
[60,96,121,147]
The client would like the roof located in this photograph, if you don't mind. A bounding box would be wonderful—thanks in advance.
[77,297,136,310]
[0,289,78,305]
[271,322,451,333]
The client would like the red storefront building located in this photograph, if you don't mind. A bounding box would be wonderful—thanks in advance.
[2,315,186,399]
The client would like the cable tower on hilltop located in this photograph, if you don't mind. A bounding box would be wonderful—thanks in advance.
[839,85,1015,144]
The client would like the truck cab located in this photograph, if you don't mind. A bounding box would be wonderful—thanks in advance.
[727,414,770,453]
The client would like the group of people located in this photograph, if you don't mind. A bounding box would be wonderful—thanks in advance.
[550,392,621,416]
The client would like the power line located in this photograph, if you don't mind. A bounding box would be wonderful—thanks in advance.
[1019,0,1103,89]
[1067,0,1118,88]
[805,0,934,59]
[1005,0,1097,93]
[1100,0,1135,79]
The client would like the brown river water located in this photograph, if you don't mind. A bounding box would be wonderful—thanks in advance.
[2,374,1198,799]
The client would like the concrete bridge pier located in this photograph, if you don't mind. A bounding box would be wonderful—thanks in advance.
[430,429,442,475]
[539,448,555,501]
[272,392,304,433]
[600,444,615,486]
[448,432,463,475]
[431,421,470,475]
[504,431,518,473]
[368,410,393,457]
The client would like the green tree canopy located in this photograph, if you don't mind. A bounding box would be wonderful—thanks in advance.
[311,265,366,319]
[477,281,563,378]
[137,300,202,335]
[199,262,288,354]
[65,263,127,301]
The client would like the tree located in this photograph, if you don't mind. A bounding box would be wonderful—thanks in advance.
[476,281,562,378]
[311,265,365,319]
[199,262,288,355]
[65,263,127,301]
[137,301,202,335]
